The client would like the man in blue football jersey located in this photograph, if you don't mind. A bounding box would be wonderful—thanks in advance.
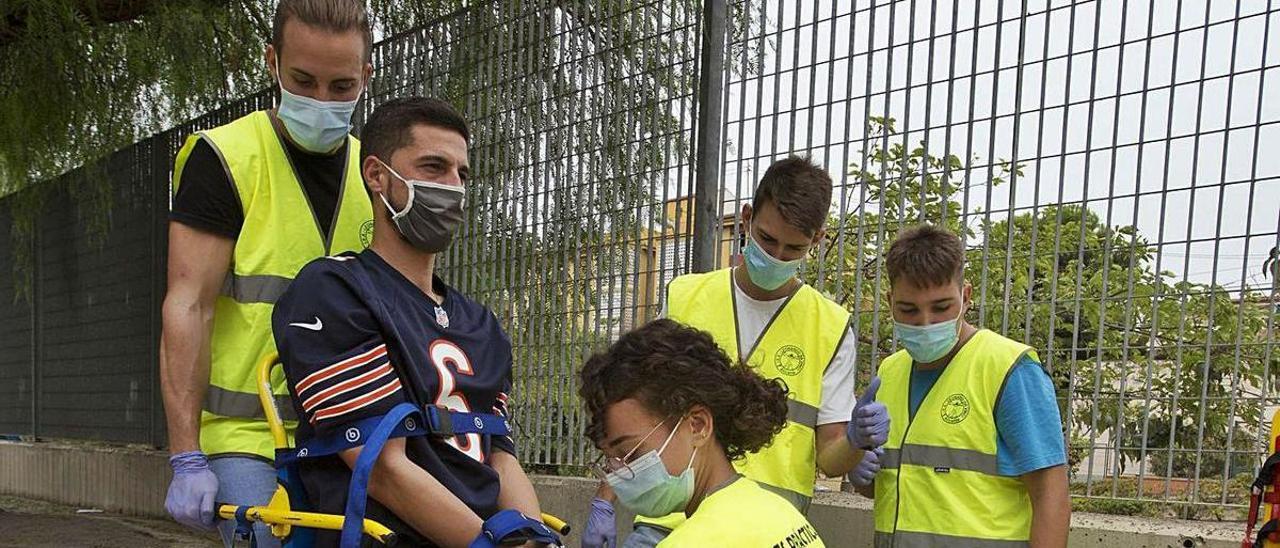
[272,97,548,547]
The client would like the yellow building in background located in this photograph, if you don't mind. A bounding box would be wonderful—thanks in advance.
[569,195,740,340]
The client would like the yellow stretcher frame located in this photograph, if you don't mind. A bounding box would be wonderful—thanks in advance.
[217,353,570,546]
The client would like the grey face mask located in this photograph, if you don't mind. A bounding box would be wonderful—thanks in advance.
[375,158,466,253]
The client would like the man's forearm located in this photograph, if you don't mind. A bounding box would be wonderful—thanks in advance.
[1029,491,1070,547]
[491,450,541,517]
[1025,465,1070,548]
[352,441,483,547]
[815,423,860,477]
[160,298,213,454]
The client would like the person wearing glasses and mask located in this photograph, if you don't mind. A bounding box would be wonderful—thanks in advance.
[582,156,887,548]
[580,319,825,548]
[865,225,1069,547]
[160,1,374,544]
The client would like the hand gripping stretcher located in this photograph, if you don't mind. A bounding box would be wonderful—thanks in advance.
[215,353,571,547]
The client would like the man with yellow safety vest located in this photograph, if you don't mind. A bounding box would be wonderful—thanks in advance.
[582,156,889,548]
[861,225,1070,547]
[158,1,374,544]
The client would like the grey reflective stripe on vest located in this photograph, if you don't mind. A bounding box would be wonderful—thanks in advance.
[757,481,812,514]
[205,385,298,422]
[786,399,819,428]
[875,531,1029,548]
[221,273,293,304]
[879,444,999,475]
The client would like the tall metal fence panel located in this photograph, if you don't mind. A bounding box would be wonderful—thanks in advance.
[359,1,703,468]
[0,206,32,437]
[0,91,273,446]
[717,0,1280,517]
[0,0,1277,517]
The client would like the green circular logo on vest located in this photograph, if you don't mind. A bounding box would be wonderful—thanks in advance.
[359,220,375,248]
[774,345,805,376]
[941,393,970,424]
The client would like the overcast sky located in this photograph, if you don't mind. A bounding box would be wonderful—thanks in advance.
[714,0,1279,293]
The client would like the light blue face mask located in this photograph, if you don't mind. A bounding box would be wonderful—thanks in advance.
[894,310,963,364]
[605,417,697,518]
[275,62,361,153]
[742,232,803,291]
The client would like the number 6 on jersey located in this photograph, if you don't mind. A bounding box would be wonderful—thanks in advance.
[429,339,484,462]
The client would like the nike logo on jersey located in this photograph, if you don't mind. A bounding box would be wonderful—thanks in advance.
[290,317,324,331]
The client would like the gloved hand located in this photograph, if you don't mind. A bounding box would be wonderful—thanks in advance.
[164,450,219,531]
[582,497,616,548]
[470,509,561,548]
[847,377,889,449]
[848,446,884,487]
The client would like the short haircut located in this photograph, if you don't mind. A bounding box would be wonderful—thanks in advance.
[359,97,471,165]
[751,156,833,236]
[885,224,966,289]
[578,319,789,461]
[272,0,373,62]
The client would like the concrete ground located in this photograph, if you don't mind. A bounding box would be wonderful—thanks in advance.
[0,495,220,548]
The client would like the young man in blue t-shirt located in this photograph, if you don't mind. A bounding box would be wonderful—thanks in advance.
[851,225,1070,546]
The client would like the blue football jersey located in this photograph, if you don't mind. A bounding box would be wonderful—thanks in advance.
[272,249,516,547]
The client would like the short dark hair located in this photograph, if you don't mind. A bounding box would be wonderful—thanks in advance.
[360,97,471,165]
[578,319,789,461]
[751,156,833,236]
[885,224,966,289]
[273,0,373,62]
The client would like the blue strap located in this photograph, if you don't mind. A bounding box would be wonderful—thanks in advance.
[233,505,254,542]
[275,406,510,468]
[468,509,561,548]
[426,405,512,437]
[339,402,418,548]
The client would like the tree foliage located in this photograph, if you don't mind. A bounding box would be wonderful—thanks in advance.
[806,117,1280,484]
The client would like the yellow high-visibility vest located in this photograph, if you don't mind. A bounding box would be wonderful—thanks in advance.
[874,329,1037,547]
[657,477,825,547]
[639,267,849,532]
[172,110,372,459]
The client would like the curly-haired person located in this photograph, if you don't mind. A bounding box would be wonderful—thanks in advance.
[579,319,825,548]
[582,157,886,548]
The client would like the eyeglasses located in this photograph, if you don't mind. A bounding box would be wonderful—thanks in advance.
[590,417,674,482]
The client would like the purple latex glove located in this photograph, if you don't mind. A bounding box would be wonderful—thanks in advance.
[847,377,889,449]
[165,450,219,531]
[582,497,616,548]
[848,446,884,487]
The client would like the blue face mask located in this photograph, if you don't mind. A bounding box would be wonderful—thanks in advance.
[742,232,803,291]
[605,417,697,518]
[894,312,963,364]
[275,62,361,153]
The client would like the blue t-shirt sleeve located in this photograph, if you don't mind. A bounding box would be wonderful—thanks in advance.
[995,355,1067,476]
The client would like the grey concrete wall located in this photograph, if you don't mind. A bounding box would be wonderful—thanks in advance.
[0,441,1241,547]
[0,441,170,517]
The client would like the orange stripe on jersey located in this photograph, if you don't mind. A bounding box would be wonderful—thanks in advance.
[296,344,387,394]
[313,379,404,423]
[302,361,394,412]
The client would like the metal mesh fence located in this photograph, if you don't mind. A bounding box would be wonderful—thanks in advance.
[0,90,275,447]
[360,0,703,469]
[0,0,1277,517]
[718,0,1280,516]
